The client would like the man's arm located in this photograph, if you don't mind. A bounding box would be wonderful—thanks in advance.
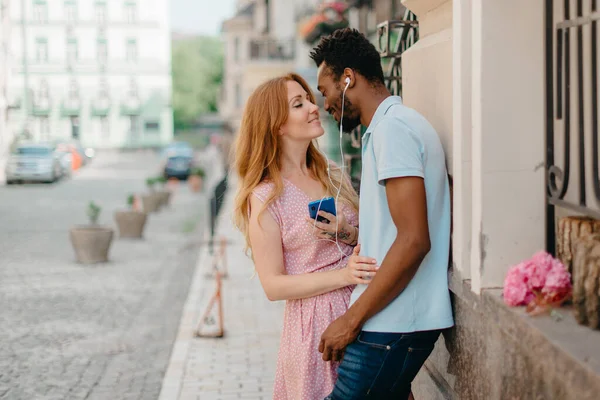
[319,176,430,361]
[345,176,430,327]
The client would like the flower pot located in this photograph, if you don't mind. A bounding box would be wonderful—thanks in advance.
[188,175,203,192]
[69,225,114,264]
[114,210,147,238]
[156,190,172,207]
[167,178,180,190]
[141,193,161,213]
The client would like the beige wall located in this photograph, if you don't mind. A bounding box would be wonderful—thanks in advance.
[402,0,546,291]
[402,0,453,166]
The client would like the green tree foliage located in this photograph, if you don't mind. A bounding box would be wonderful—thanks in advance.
[172,36,224,129]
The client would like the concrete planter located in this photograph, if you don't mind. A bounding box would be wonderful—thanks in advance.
[141,193,161,213]
[188,176,203,192]
[69,225,114,264]
[156,190,172,207]
[114,210,147,238]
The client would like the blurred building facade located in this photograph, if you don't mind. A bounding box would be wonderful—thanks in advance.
[0,0,12,182]
[7,0,173,149]
[219,0,322,131]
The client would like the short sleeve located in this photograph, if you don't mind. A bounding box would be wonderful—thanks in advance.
[252,182,282,226]
[371,117,425,186]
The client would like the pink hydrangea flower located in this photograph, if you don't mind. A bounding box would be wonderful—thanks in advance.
[528,251,555,289]
[543,261,572,298]
[503,251,571,309]
[503,273,529,306]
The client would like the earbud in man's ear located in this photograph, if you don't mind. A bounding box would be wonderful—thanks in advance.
[344,77,350,91]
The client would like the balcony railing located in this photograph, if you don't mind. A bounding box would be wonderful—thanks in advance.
[545,0,600,253]
[249,38,295,61]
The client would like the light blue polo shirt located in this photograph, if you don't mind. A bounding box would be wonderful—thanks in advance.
[351,96,454,333]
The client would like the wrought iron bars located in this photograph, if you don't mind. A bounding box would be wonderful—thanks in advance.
[546,0,600,254]
[376,9,418,96]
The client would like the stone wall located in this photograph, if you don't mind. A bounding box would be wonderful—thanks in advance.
[413,272,600,400]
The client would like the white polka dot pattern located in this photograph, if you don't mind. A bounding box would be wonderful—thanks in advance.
[253,180,359,400]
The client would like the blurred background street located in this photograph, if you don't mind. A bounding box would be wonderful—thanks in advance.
[0,151,209,400]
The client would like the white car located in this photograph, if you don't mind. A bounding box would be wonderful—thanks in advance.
[5,143,64,184]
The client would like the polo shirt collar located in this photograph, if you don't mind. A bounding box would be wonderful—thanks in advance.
[363,95,403,137]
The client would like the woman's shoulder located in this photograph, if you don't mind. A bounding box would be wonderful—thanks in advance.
[252,180,277,203]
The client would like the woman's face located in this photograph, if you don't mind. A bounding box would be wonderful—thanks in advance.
[279,80,324,141]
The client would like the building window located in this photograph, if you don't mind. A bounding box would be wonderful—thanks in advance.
[124,1,136,23]
[64,1,77,23]
[33,1,48,23]
[233,37,239,62]
[95,1,106,24]
[235,82,242,108]
[265,0,270,33]
[68,79,79,100]
[129,116,139,135]
[38,79,49,101]
[99,78,109,98]
[39,117,50,137]
[97,38,107,63]
[144,121,160,132]
[126,38,137,62]
[35,38,48,62]
[67,38,78,63]
[100,117,109,135]
[128,78,138,98]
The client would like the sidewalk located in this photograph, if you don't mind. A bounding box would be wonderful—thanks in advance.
[159,180,284,400]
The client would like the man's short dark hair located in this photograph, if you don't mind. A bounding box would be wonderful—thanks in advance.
[310,28,385,85]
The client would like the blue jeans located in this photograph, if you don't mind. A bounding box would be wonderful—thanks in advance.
[325,329,441,400]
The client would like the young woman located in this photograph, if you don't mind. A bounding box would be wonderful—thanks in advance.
[232,73,378,400]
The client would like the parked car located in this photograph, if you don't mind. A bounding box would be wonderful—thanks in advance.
[163,154,194,180]
[5,143,64,184]
[160,141,194,159]
[55,147,73,178]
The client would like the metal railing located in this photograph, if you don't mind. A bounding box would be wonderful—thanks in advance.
[545,0,600,253]
[343,8,419,193]
[248,38,295,61]
[375,8,419,96]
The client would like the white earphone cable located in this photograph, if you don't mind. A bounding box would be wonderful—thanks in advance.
[311,77,351,267]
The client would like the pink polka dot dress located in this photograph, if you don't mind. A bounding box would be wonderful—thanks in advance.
[253,179,358,400]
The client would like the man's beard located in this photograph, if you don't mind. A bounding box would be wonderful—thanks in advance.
[337,97,361,133]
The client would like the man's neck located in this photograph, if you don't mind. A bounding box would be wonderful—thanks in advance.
[360,89,392,128]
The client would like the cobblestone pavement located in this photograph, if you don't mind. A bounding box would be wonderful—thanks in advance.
[0,151,208,400]
[159,177,285,400]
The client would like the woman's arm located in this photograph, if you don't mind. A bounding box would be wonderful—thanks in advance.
[249,194,375,301]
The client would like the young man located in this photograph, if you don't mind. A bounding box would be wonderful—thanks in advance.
[310,28,454,399]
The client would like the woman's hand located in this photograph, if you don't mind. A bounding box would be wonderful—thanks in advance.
[341,244,378,285]
[306,210,357,245]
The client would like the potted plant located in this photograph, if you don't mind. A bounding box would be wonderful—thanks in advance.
[114,194,147,238]
[141,177,161,213]
[154,176,172,207]
[69,201,114,264]
[188,167,206,192]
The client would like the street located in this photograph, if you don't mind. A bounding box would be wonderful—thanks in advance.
[0,151,208,400]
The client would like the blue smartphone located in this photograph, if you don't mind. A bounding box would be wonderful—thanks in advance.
[308,197,337,223]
